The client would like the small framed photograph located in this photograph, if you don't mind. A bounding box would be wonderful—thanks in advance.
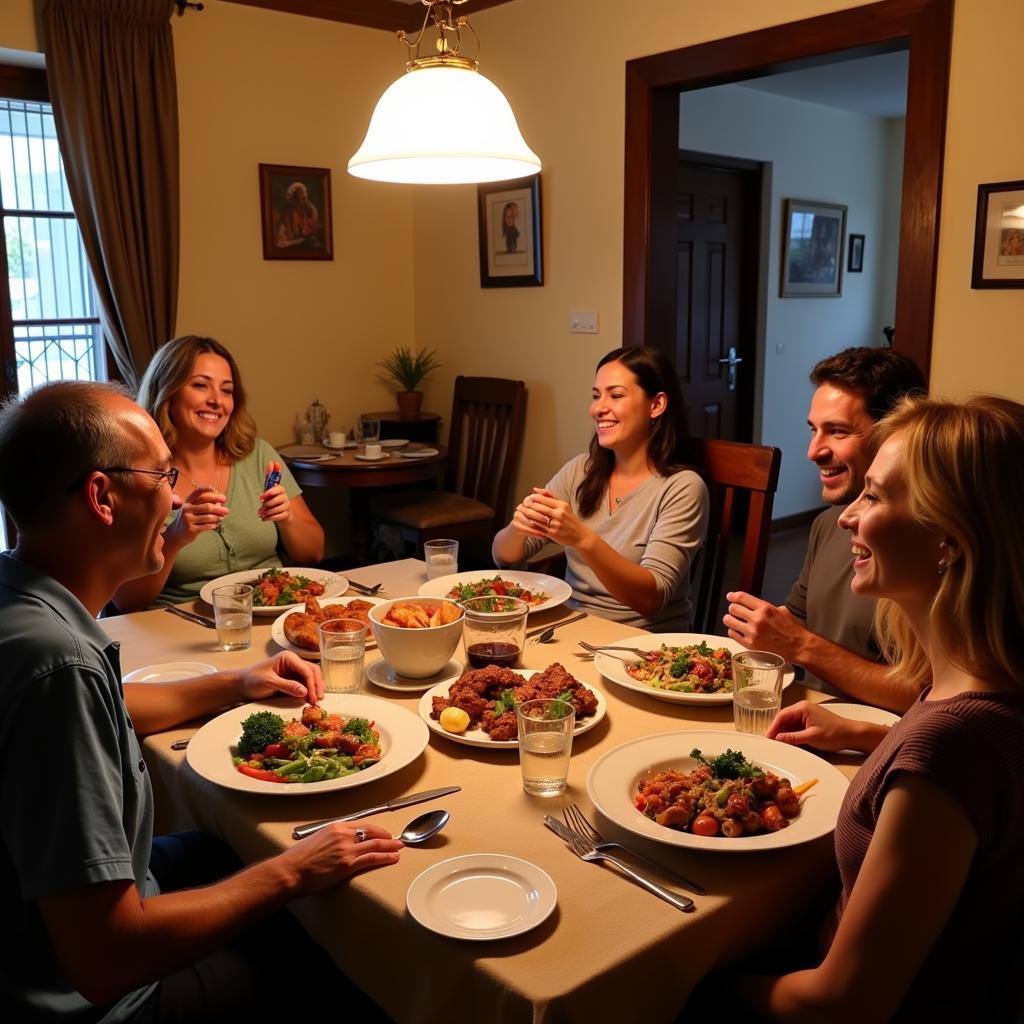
[477,175,542,287]
[971,179,1024,288]
[848,233,865,273]
[259,164,333,260]
[780,198,847,297]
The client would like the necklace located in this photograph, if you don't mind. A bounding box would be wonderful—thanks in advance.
[175,462,223,494]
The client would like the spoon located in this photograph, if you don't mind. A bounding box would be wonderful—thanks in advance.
[399,808,450,844]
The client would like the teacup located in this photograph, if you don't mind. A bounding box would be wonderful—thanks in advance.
[327,431,346,447]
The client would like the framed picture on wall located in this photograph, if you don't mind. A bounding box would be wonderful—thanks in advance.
[259,164,333,260]
[477,174,543,287]
[780,198,847,297]
[848,233,865,273]
[971,179,1024,288]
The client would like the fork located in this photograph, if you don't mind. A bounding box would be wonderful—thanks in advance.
[346,580,383,596]
[564,804,706,895]
[545,815,694,912]
[578,641,650,658]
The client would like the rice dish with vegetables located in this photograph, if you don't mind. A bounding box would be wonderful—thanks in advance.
[626,641,732,694]
[634,748,816,839]
[232,706,381,784]
[446,575,548,607]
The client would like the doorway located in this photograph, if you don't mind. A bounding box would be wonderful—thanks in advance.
[622,0,953,385]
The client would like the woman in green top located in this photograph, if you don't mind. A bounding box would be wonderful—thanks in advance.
[113,336,324,610]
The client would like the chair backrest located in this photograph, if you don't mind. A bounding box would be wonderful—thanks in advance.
[682,437,781,635]
[445,376,527,522]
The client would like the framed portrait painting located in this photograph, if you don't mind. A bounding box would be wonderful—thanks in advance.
[477,175,543,287]
[780,199,847,297]
[971,179,1024,288]
[259,164,333,260]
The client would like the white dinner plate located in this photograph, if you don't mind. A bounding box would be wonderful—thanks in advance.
[418,570,572,615]
[123,661,216,683]
[199,568,348,616]
[367,658,464,693]
[418,668,607,749]
[588,730,848,853]
[270,596,387,660]
[380,439,409,448]
[399,448,439,459]
[821,702,900,755]
[593,633,795,706]
[186,693,428,796]
[406,854,557,941]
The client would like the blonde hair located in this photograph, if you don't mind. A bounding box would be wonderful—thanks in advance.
[873,395,1024,690]
[137,335,257,462]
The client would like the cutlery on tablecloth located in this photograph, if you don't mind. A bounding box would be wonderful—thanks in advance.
[544,815,695,912]
[578,641,651,658]
[564,803,706,895]
[164,606,217,629]
[526,611,587,643]
[292,785,461,840]
[346,580,384,596]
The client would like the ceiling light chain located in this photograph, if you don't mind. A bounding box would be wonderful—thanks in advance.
[400,1,479,68]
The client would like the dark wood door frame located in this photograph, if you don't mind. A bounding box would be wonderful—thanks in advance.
[623,0,953,379]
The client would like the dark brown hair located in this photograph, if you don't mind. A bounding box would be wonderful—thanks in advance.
[575,346,687,518]
[810,346,926,421]
[137,335,257,461]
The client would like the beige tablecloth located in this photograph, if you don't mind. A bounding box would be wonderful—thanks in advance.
[103,559,858,1024]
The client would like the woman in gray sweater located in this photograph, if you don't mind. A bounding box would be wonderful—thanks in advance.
[493,347,708,631]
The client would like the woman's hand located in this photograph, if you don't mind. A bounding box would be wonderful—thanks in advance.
[166,487,229,546]
[236,652,324,705]
[258,484,291,523]
[525,488,590,548]
[767,700,886,753]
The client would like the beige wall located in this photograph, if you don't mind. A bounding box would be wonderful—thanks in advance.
[414,0,1024,511]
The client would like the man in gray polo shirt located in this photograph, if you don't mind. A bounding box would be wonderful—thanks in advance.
[722,347,925,711]
[0,382,401,1022]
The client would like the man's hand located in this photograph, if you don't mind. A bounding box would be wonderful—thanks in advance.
[723,591,808,663]
[237,652,324,704]
[282,821,402,894]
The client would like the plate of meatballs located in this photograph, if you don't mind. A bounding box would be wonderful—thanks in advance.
[419,662,606,748]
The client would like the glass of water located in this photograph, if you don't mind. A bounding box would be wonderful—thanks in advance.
[212,584,252,651]
[318,618,367,693]
[356,416,381,446]
[423,538,459,580]
[516,698,575,797]
[732,651,786,735]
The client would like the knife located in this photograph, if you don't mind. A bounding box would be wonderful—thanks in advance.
[544,815,694,912]
[292,785,461,840]
[164,605,217,629]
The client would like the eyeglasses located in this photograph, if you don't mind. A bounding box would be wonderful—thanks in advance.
[65,466,180,494]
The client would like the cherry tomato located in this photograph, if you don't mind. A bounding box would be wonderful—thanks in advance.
[264,743,290,759]
[691,814,720,837]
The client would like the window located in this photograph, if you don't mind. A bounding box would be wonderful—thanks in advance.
[0,66,104,400]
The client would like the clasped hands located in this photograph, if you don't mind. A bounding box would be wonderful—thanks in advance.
[512,488,586,547]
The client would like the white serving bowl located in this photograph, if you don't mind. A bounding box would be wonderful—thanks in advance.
[368,597,465,678]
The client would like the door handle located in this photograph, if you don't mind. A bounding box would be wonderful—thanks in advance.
[717,346,742,391]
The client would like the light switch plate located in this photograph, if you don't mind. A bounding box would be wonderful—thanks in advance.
[570,310,599,334]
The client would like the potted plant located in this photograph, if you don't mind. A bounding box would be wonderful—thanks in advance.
[377,346,441,419]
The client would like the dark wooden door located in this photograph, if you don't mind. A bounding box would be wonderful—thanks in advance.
[671,159,758,441]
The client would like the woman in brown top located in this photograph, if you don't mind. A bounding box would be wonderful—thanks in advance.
[743,395,1024,1021]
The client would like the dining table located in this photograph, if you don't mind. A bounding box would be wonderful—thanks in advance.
[102,558,862,1024]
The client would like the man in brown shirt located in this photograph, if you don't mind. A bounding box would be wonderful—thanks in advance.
[723,347,925,711]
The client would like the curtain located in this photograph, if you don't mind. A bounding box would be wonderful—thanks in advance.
[41,0,179,388]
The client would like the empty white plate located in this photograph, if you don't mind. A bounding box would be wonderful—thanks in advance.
[406,854,557,940]
[399,448,439,459]
[380,439,409,448]
[123,661,216,683]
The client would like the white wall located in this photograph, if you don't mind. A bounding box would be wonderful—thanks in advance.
[678,83,903,515]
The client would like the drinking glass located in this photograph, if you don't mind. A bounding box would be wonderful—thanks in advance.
[461,595,528,668]
[212,584,253,652]
[424,538,459,580]
[732,651,785,735]
[318,618,367,693]
[516,698,575,797]
[356,416,381,447]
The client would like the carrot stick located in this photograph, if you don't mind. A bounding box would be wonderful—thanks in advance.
[793,778,819,796]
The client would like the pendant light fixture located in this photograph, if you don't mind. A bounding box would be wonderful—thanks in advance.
[348,0,541,185]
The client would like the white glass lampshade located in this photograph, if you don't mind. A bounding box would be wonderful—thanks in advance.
[348,63,541,185]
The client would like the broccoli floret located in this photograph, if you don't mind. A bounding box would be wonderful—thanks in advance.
[341,717,375,744]
[694,640,714,657]
[689,746,763,780]
[238,711,285,757]
[669,652,692,678]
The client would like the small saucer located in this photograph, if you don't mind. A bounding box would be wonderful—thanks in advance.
[367,658,463,692]
[323,441,355,450]
[355,453,390,462]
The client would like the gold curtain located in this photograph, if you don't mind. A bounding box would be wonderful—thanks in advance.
[41,0,179,388]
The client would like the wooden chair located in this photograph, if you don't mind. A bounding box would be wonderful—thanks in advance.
[682,437,781,635]
[369,376,527,557]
